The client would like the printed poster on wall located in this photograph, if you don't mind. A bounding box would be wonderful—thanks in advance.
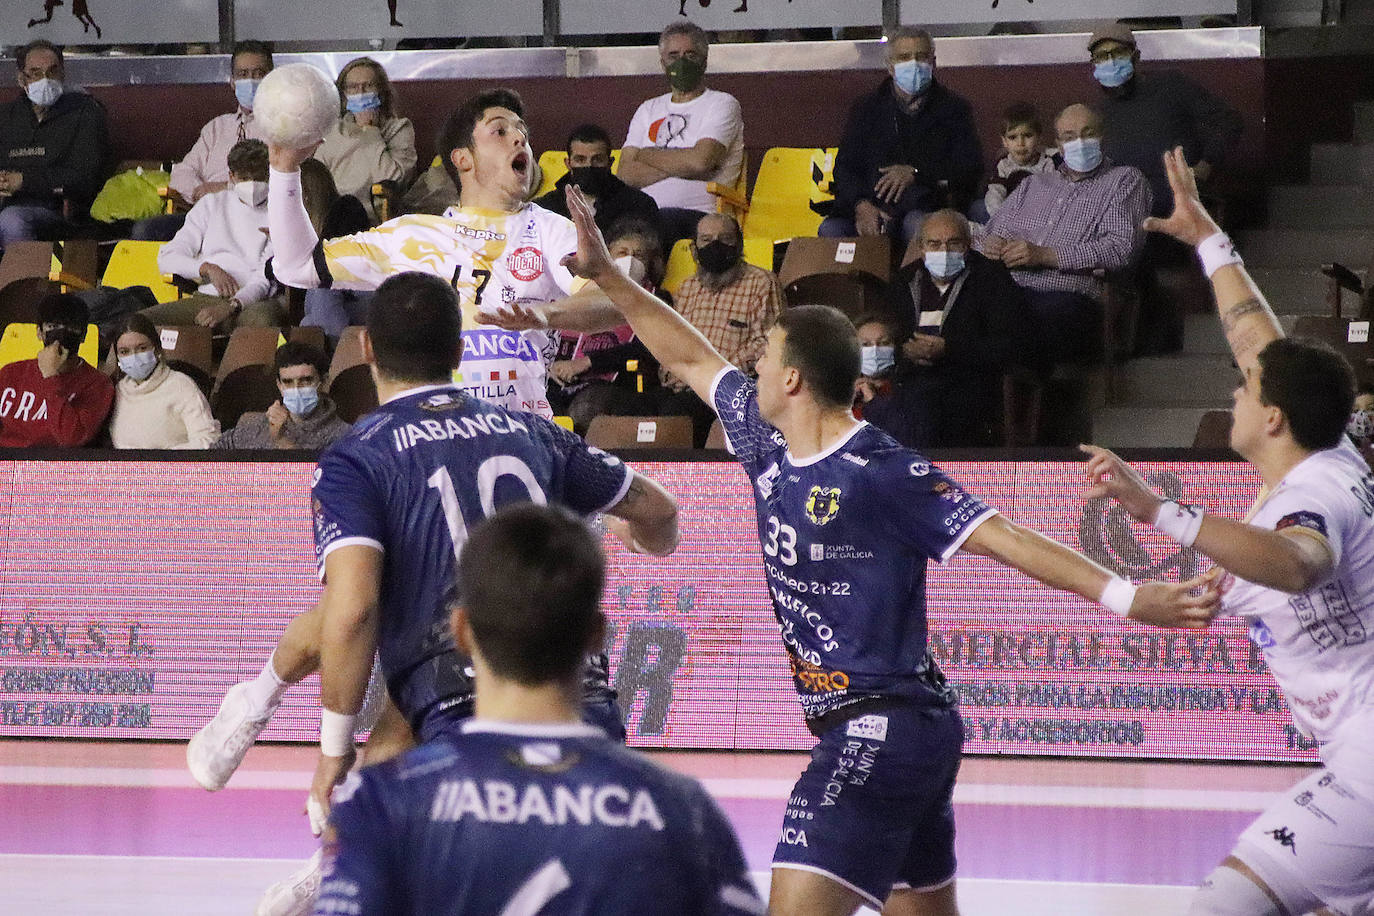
[4,0,217,45]
[560,0,882,35]
[902,0,1237,25]
[234,0,543,41]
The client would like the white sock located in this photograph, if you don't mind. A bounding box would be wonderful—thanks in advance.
[242,653,289,711]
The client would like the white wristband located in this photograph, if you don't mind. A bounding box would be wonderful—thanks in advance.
[1196,231,1242,279]
[1154,499,1205,547]
[1100,576,1139,618]
[320,709,356,758]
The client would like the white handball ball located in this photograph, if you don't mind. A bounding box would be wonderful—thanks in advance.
[252,63,339,149]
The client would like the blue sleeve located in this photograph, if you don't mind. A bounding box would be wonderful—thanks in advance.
[315,772,398,916]
[882,457,997,563]
[692,785,766,916]
[312,441,385,576]
[543,417,633,515]
[710,367,784,471]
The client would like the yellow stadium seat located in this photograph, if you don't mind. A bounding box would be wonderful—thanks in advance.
[101,240,181,304]
[707,150,750,222]
[0,323,100,371]
[742,147,836,251]
[661,239,696,297]
[552,415,574,431]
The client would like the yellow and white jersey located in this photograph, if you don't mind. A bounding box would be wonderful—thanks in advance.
[321,203,584,417]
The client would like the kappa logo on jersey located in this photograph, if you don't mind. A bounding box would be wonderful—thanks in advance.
[805,486,841,525]
[909,460,930,477]
[507,246,544,282]
[454,225,506,241]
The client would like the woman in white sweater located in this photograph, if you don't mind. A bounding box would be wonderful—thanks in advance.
[108,314,219,449]
[313,57,417,223]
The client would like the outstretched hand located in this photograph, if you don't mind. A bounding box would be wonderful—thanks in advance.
[1141,146,1222,247]
[1129,573,1222,629]
[559,184,618,282]
[474,301,548,332]
[1079,444,1164,524]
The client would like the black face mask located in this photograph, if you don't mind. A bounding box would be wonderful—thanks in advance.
[568,166,614,197]
[695,240,740,275]
[43,326,83,353]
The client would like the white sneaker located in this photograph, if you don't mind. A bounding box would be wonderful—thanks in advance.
[255,849,323,916]
[186,681,278,791]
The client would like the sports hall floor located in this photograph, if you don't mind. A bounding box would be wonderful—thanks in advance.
[0,740,1310,914]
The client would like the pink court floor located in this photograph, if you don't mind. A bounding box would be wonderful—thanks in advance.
[0,740,1310,914]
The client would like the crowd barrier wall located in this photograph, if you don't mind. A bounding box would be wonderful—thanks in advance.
[0,451,1319,764]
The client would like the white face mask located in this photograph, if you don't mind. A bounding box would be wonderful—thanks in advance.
[234,180,268,208]
[26,78,63,108]
[614,254,648,286]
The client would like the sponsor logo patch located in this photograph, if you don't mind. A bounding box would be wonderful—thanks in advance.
[846,714,889,742]
[507,246,544,282]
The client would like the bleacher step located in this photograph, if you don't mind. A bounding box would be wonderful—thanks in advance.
[1112,354,1238,407]
[1310,142,1374,186]
[1182,313,1230,355]
[1234,228,1373,269]
[1246,267,1351,316]
[1091,407,1220,449]
[1267,184,1374,228]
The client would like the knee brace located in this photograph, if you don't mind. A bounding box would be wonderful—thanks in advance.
[1189,865,1284,916]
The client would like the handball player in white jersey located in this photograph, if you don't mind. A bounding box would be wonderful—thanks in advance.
[1083,148,1374,916]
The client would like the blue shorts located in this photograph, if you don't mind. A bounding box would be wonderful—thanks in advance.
[774,703,963,909]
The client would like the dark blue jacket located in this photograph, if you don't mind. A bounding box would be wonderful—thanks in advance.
[0,89,110,213]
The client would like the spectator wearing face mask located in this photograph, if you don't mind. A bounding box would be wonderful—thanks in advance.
[534,124,659,237]
[618,21,745,248]
[658,212,782,445]
[133,41,273,241]
[548,216,665,434]
[821,26,981,244]
[1348,386,1374,464]
[141,139,283,331]
[877,209,1036,447]
[107,313,218,449]
[978,104,1151,367]
[312,57,417,224]
[0,293,112,448]
[0,39,111,247]
[853,314,900,414]
[215,342,350,450]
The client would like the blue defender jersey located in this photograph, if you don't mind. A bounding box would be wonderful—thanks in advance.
[312,385,631,717]
[712,368,996,722]
[315,720,765,916]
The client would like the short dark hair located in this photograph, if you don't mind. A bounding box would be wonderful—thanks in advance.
[231,40,274,70]
[274,341,328,380]
[112,313,162,354]
[17,40,63,72]
[36,292,88,331]
[777,304,860,408]
[455,504,605,686]
[1001,101,1043,136]
[566,123,611,152]
[437,88,524,190]
[1257,338,1357,452]
[227,139,269,182]
[606,215,661,250]
[367,271,462,383]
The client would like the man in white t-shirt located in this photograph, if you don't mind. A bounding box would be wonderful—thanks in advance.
[618,20,745,248]
[1082,149,1374,916]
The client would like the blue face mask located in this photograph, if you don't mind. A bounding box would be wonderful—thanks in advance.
[892,60,933,97]
[345,92,382,114]
[924,249,965,280]
[1061,137,1104,174]
[282,385,319,417]
[860,345,895,378]
[234,78,260,110]
[118,350,159,382]
[1093,57,1135,88]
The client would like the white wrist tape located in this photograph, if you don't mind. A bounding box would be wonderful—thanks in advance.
[1154,499,1205,547]
[1100,576,1139,618]
[320,709,356,758]
[1196,232,1243,279]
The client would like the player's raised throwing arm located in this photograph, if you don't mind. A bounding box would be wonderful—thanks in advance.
[561,184,730,404]
[266,142,327,289]
[960,513,1220,628]
[1144,146,1284,371]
